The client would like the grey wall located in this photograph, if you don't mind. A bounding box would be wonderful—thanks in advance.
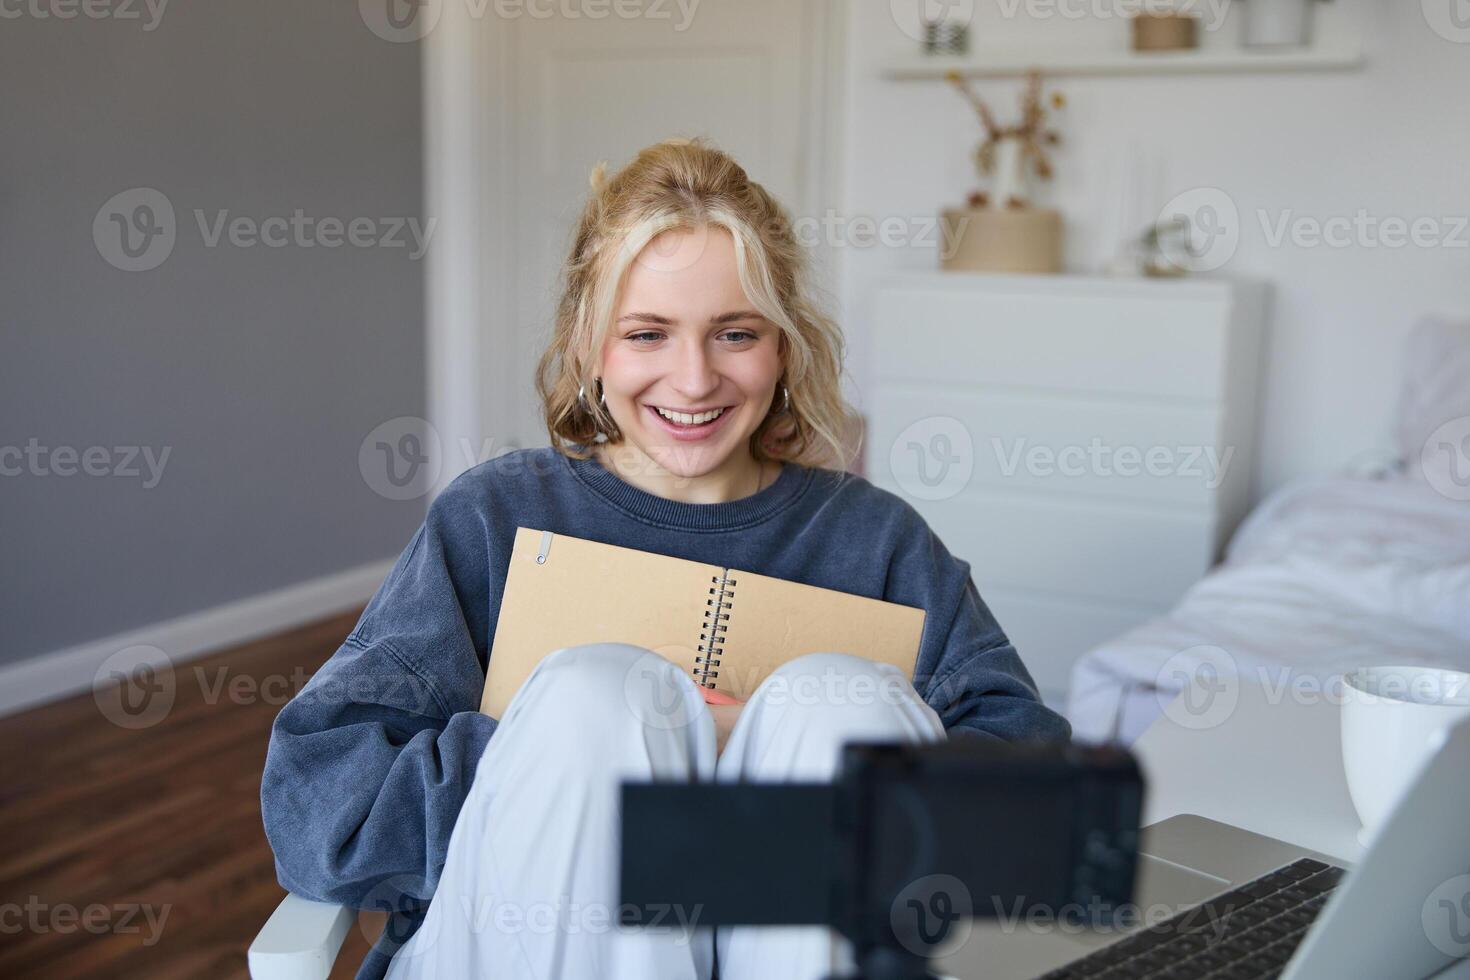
[1,2,428,665]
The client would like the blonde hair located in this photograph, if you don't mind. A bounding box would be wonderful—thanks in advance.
[535,136,859,469]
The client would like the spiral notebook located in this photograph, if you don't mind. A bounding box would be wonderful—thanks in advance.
[479,527,927,718]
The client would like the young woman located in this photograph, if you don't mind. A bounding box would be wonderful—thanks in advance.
[260,137,1069,980]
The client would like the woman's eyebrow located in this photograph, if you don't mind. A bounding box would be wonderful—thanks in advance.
[617,310,764,325]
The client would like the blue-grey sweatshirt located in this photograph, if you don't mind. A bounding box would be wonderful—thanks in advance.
[259,445,1071,978]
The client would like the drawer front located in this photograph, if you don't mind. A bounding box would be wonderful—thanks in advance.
[875,482,1217,608]
[873,286,1230,401]
[867,387,1229,507]
[980,589,1163,703]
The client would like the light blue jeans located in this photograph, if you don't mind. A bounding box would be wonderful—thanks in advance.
[383,642,946,980]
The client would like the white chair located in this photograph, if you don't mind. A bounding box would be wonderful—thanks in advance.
[248,894,355,980]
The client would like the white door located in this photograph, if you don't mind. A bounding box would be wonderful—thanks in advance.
[426,1,845,472]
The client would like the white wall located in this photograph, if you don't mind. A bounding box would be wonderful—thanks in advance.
[838,1,1470,503]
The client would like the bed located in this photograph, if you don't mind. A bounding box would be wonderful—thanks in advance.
[1066,317,1470,744]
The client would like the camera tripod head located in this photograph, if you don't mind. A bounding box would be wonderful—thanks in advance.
[620,740,1144,979]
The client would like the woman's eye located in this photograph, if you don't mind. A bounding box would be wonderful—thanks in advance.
[626,329,758,345]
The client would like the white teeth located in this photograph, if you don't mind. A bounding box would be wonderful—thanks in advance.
[656,406,725,426]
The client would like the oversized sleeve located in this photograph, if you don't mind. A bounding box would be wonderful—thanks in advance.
[259,479,499,908]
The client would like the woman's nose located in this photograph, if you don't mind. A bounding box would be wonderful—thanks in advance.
[670,343,720,399]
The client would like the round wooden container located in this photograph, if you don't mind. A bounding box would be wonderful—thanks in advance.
[939,208,1063,275]
[1132,13,1198,51]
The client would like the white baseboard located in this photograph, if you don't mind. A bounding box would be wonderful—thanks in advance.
[0,559,395,718]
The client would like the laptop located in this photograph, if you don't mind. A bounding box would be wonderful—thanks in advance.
[933,712,1470,980]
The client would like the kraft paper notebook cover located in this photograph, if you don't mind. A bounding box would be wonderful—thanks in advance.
[479,527,927,719]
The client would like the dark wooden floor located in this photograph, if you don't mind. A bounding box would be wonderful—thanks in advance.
[0,611,385,979]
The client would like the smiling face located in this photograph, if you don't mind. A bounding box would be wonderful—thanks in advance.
[597,224,783,485]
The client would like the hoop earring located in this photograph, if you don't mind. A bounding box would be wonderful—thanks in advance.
[578,377,607,408]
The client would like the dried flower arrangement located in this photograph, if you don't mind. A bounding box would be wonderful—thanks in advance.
[945,68,1066,210]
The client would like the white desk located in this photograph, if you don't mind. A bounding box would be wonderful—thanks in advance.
[938,680,1470,979]
[1131,676,1366,864]
[1133,680,1470,980]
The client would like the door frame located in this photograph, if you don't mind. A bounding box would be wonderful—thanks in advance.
[421,1,850,493]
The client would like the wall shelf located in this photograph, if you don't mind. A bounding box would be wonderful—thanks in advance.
[881,43,1364,79]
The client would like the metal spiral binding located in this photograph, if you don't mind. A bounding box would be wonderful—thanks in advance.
[693,571,736,688]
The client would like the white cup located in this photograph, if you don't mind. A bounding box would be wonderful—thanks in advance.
[1341,665,1470,846]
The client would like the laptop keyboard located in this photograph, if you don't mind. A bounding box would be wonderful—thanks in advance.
[1037,857,1347,980]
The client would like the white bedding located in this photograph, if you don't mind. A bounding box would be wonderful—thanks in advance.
[1066,474,1470,744]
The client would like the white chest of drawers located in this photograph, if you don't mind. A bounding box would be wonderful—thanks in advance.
[864,271,1266,705]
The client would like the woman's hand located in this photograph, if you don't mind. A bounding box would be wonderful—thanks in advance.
[702,687,745,756]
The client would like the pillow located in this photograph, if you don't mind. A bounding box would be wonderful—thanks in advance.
[1397,316,1470,498]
